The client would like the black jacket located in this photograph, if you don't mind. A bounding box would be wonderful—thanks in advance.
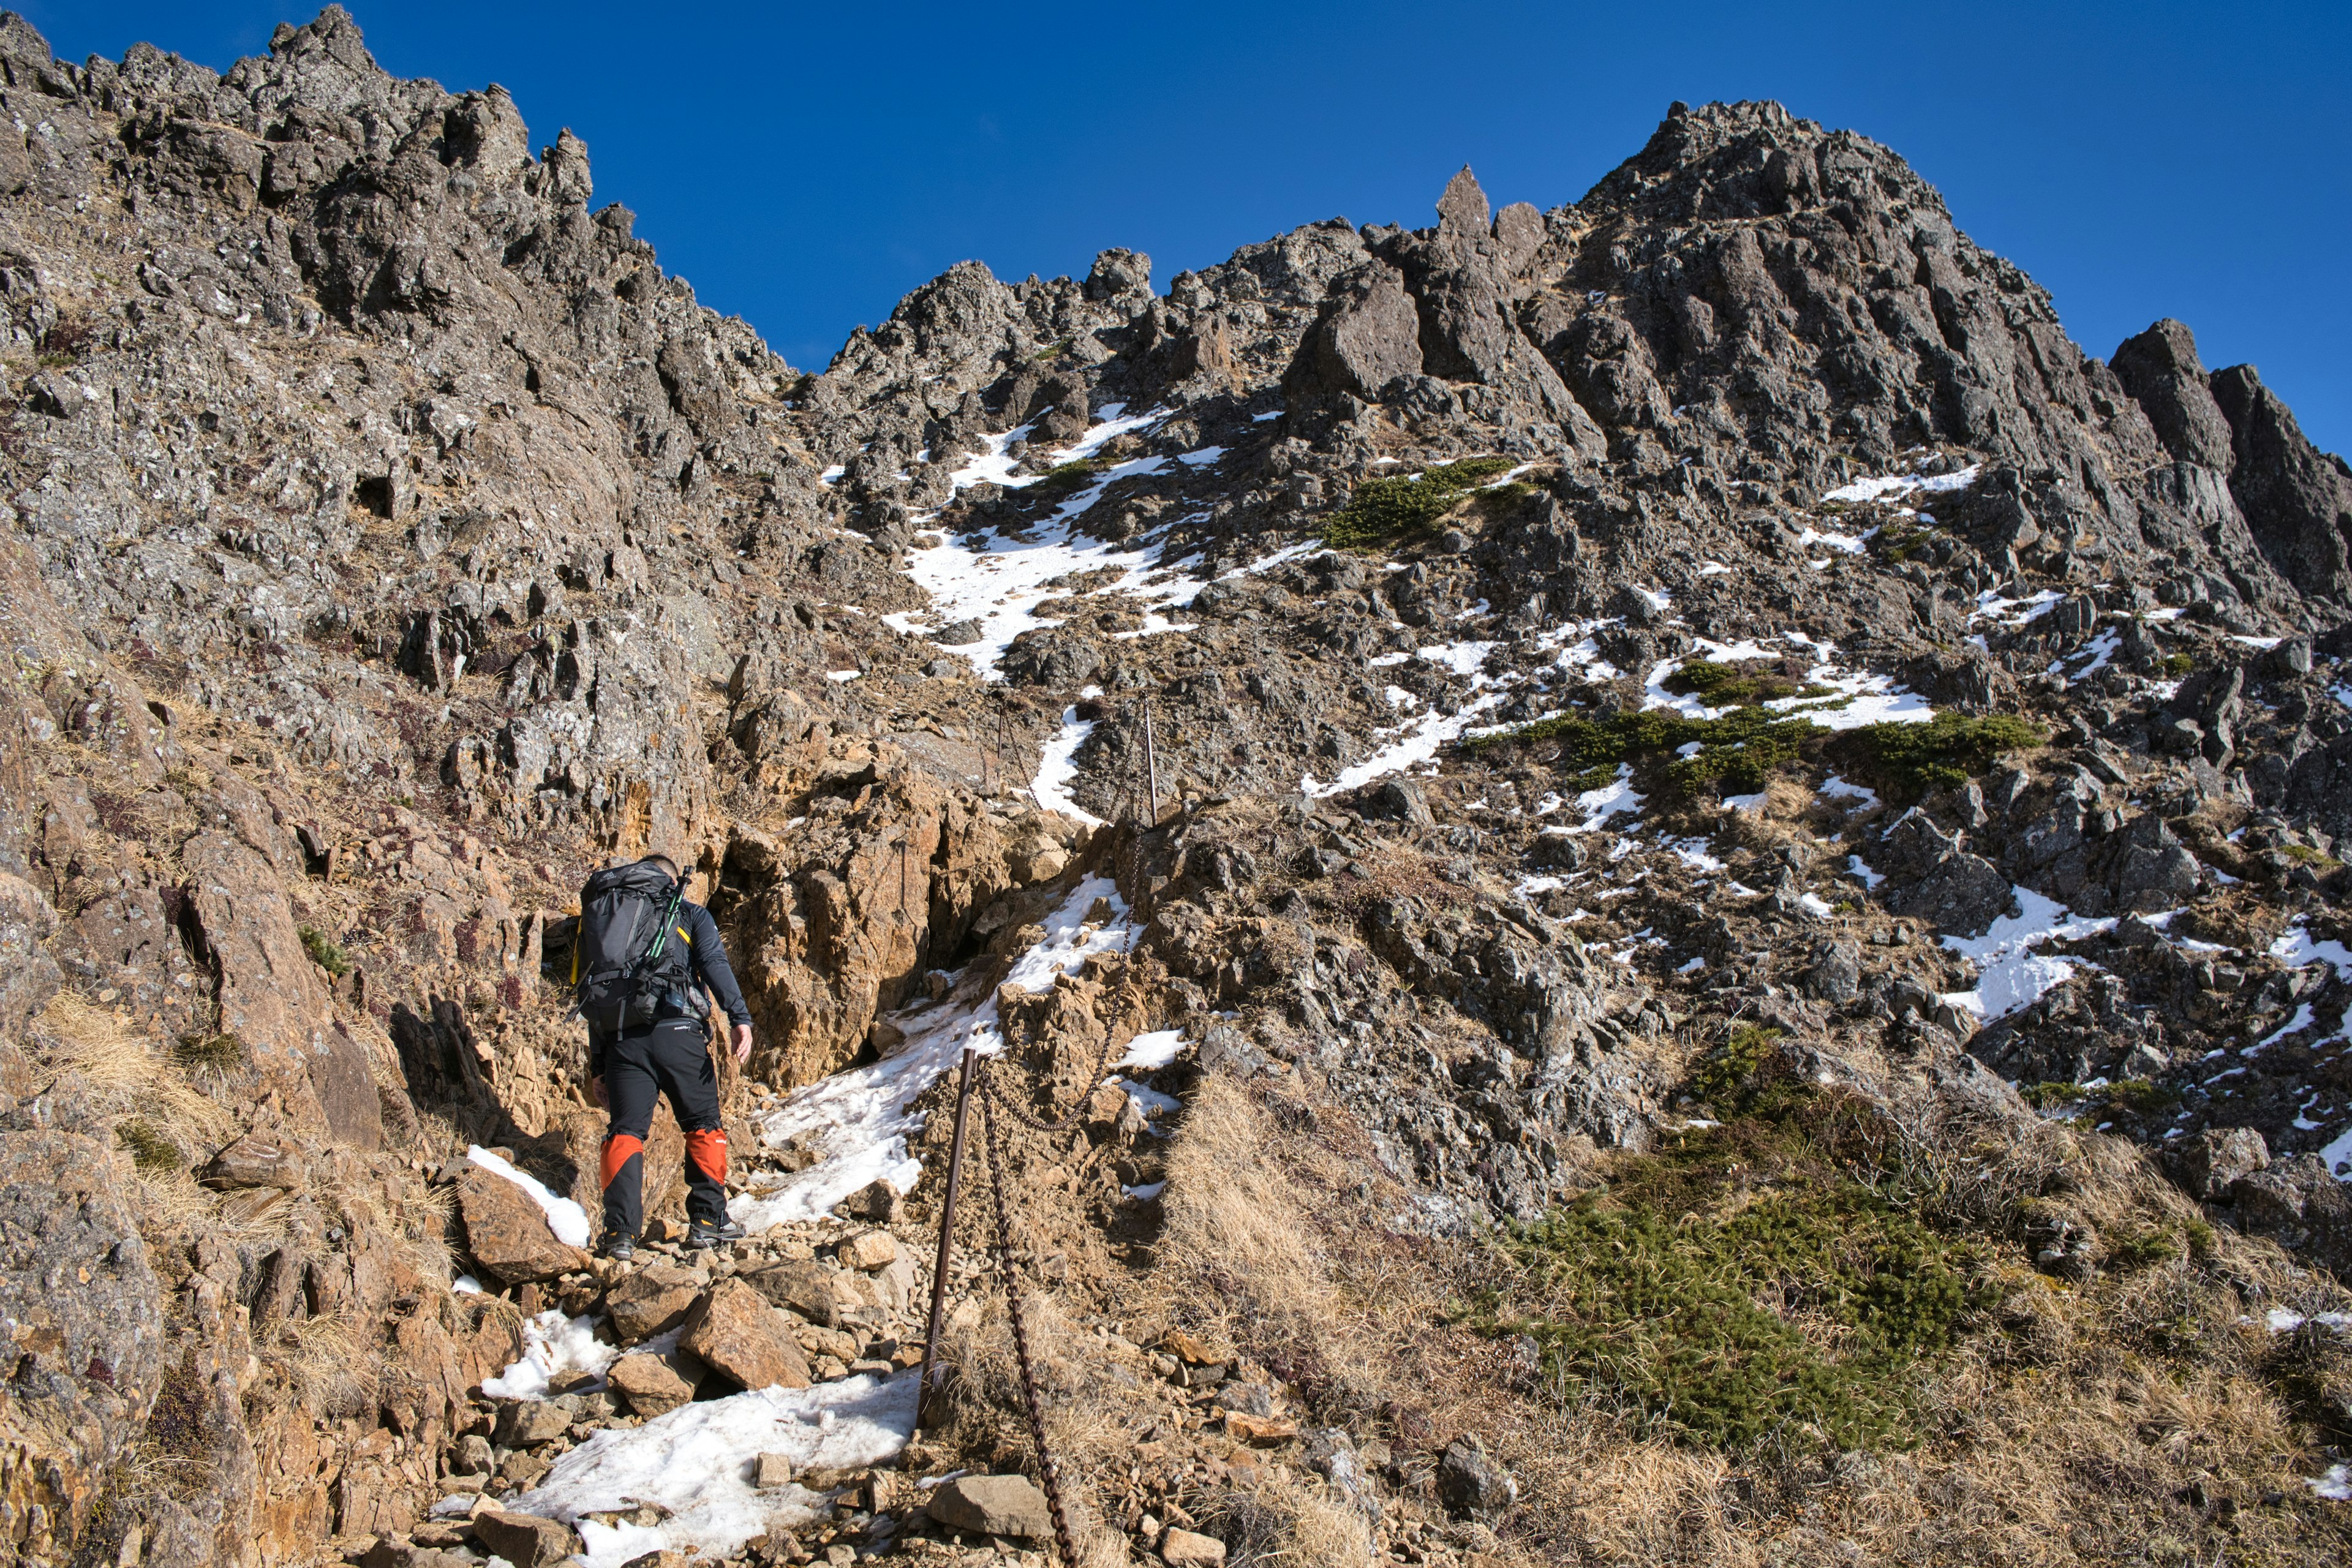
[585,900,752,1076]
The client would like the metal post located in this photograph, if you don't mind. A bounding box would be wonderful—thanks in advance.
[1142,699,1161,824]
[916,1046,981,1424]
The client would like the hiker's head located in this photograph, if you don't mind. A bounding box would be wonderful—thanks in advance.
[639,853,681,884]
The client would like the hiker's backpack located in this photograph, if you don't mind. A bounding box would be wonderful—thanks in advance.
[572,862,692,1031]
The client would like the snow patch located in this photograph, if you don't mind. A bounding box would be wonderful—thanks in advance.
[733,880,1131,1229]
[510,1372,919,1567]
[1031,699,1103,826]
[483,1311,619,1401]
[1820,464,1981,505]
[467,1146,591,1249]
[1939,889,2116,1020]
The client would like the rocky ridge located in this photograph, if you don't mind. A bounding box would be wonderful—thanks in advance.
[1,9,2350,1567]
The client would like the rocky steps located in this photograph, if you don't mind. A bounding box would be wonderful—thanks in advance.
[0,8,2349,1567]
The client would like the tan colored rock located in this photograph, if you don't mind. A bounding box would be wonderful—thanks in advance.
[181,829,381,1148]
[1223,1412,1298,1445]
[458,1167,590,1284]
[836,1229,897,1270]
[839,1178,900,1221]
[680,1279,811,1391]
[606,1353,696,1417]
[200,1134,301,1190]
[927,1474,1052,1539]
[1163,1329,1230,1365]
[742,1258,864,1327]
[602,1261,701,1341]
[472,1509,576,1568]
[1161,1528,1228,1565]
[753,1452,795,1488]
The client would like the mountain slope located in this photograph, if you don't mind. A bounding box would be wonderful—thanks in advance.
[0,10,2347,1567]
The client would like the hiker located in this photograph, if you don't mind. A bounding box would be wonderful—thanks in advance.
[573,852,754,1259]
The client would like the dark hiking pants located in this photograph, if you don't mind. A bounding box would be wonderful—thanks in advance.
[600,1019,728,1240]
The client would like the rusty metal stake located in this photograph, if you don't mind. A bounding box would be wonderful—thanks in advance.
[916,1046,981,1425]
[1142,699,1161,824]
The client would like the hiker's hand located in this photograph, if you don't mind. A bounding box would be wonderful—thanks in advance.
[733,1023,753,1064]
[589,1074,606,1108]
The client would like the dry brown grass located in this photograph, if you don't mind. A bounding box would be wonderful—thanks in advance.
[40,990,232,1157]
[1200,1465,1377,1566]
[930,1284,1145,1562]
[266,1310,379,1417]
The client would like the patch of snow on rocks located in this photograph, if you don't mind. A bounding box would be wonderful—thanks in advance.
[1031,694,1104,826]
[511,1372,919,1567]
[483,1311,618,1401]
[733,879,1131,1229]
[467,1145,590,1248]
[1938,888,2116,1020]
[1821,464,1981,505]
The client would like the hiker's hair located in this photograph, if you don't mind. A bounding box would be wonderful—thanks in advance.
[639,853,681,880]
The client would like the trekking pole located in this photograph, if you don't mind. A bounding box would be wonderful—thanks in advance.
[916,1046,982,1426]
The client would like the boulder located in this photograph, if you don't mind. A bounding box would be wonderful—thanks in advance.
[840,1178,900,1222]
[2176,1126,2269,1201]
[1284,262,1423,405]
[837,1230,898,1271]
[927,1474,1052,1540]
[1435,1434,1517,1520]
[457,1166,590,1284]
[2227,1155,2352,1276]
[0,1128,166,1561]
[1161,1527,1228,1565]
[492,1400,571,1448]
[606,1353,697,1417]
[742,1259,867,1327]
[200,1134,302,1189]
[472,1510,576,1568]
[680,1279,812,1391]
[0,870,61,1031]
[603,1261,702,1341]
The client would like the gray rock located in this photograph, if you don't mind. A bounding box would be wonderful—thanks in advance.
[1435,1434,1517,1520]
[0,1128,166,1563]
[2177,1126,2269,1201]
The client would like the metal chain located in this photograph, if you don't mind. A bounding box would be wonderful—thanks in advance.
[976,1022,1121,1135]
[980,1062,1079,1567]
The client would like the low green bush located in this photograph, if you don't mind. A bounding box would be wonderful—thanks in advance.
[298,924,348,978]
[1324,458,1518,549]
[1833,711,2044,797]
[1470,704,1817,796]
[1470,1083,1995,1450]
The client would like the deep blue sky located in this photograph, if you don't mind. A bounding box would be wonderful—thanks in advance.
[29,2,2351,453]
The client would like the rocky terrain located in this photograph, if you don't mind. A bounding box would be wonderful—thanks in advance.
[2,8,2350,1567]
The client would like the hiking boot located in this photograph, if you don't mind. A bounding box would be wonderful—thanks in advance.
[598,1233,636,1264]
[685,1217,747,1250]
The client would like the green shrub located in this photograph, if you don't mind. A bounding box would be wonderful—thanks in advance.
[2102,1224,2180,1270]
[117,1120,183,1170]
[1470,704,1817,796]
[2158,651,2195,677]
[1834,712,2045,798]
[1662,659,1827,706]
[173,1031,246,1072]
[1324,458,1518,549]
[2019,1081,2086,1110]
[1688,1024,1787,1115]
[1471,1093,1995,1450]
[297,924,348,978]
